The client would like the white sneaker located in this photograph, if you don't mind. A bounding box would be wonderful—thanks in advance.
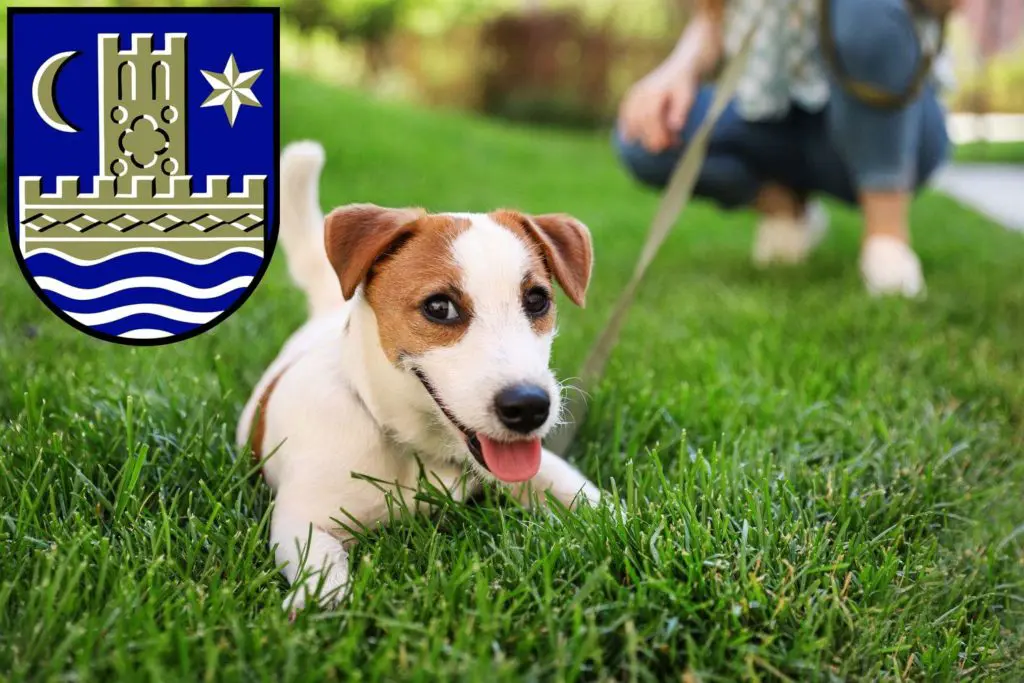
[752,200,829,267]
[859,235,925,298]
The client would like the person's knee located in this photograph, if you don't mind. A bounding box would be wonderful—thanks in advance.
[830,0,920,92]
[611,128,676,190]
[611,127,758,208]
[695,166,758,210]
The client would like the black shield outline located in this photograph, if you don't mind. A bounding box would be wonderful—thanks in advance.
[6,5,281,347]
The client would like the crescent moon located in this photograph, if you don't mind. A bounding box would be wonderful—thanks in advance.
[32,50,80,134]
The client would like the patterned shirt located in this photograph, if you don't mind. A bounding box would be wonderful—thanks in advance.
[722,0,950,121]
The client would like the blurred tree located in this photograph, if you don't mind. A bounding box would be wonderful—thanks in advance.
[111,0,262,6]
[278,0,410,82]
[284,0,333,35]
[324,0,408,81]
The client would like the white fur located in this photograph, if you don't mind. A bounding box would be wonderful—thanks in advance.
[415,216,561,442]
[859,235,925,298]
[237,141,600,613]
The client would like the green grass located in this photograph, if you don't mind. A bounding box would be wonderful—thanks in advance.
[3,72,1024,681]
[953,141,1024,165]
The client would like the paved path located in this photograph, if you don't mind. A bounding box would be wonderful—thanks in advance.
[932,164,1024,232]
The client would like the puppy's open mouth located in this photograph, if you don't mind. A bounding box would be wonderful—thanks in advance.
[411,368,541,483]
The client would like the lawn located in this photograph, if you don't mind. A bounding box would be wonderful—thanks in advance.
[2,73,1023,681]
[953,141,1024,165]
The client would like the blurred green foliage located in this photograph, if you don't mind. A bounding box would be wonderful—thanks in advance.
[2,0,1021,120]
[952,49,1024,112]
[287,0,411,43]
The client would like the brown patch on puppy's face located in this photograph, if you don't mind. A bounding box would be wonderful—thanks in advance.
[323,205,595,479]
[324,205,592,368]
[362,214,473,363]
[324,204,427,300]
[489,209,593,307]
[489,210,558,336]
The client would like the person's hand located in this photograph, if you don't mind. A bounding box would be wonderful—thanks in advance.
[618,62,698,154]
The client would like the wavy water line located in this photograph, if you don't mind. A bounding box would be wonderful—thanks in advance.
[24,251,263,288]
[90,314,199,337]
[22,246,265,265]
[36,275,254,300]
[67,304,222,326]
[46,287,245,315]
[118,329,174,340]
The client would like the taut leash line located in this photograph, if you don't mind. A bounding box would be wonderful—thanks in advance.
[548,22,759,456]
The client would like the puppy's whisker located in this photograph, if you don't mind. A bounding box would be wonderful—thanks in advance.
[242,142,601,609]
[557,377,590,403]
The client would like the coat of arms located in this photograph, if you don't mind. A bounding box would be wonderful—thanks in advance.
[7,7,279,345]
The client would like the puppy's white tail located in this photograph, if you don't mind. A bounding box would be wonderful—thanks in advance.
[279,140,341,318]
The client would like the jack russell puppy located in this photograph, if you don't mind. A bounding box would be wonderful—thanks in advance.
[237,141,601,611]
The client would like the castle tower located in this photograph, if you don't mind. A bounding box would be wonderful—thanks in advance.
[98,33,188,195]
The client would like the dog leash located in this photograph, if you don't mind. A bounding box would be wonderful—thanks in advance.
[547,22,759,456]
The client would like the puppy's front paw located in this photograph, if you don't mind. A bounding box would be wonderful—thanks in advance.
[283,592,305,622]
[860,236,925,298]
[281,566,350,616]
[599,495,630,526]
[571,483,632,525]
[573,480,602,508]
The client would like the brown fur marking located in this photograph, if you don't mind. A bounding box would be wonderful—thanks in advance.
[325,205,590,365]
[364,214,475,363]
[324,204,427,300]
[526,213,593,308]
[489,209,592,307]
[251,367,288,465]
[489,210,560,336]
[491,208,592,327]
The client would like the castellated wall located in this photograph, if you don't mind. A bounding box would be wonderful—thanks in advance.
[20,31,268,250]
[19,175,267,238]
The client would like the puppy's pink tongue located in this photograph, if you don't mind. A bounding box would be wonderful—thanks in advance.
[478,436,542,482]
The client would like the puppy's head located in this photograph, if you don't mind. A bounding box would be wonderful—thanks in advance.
[325,204,592,483]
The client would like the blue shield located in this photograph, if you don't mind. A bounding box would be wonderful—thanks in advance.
[7,7,279,345]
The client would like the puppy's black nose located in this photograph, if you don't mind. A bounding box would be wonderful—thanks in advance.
[494,384,550,433]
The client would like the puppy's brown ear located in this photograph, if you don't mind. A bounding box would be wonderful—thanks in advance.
[324,203,426,300]
[525,213,593,307]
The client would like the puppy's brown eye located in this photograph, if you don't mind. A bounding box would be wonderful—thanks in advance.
[422,294,462,324]
[523,287,551,317]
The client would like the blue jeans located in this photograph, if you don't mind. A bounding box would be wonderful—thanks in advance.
[613,0,950,208]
